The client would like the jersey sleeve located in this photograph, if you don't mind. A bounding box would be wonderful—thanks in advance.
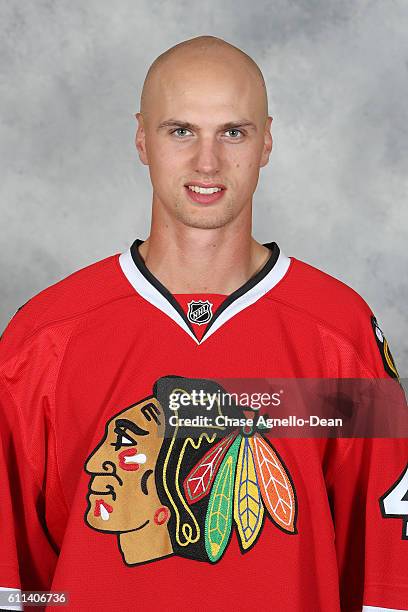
[0,429,22,611]
[0,306,73,606]
[325,311,408,612]
[0,379,59,603]
[326,436,408,611]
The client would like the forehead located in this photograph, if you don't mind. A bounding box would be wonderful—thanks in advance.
[151,58,263,123]
[108,398,163,435]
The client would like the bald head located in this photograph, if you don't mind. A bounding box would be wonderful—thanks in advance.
[140,35,268,123]
[134,35,273,232]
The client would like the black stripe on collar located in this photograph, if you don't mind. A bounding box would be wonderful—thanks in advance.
[130,239,280,342]
[202,242,280,339]
[130,239,197,337]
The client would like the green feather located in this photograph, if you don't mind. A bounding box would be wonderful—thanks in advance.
[205,436,241,562]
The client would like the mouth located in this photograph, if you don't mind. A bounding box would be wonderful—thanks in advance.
[89,486,115,500]
[184,183,226,205]
[89,479,117,500]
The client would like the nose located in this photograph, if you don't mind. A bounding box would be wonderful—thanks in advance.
[85,443,111,474]
[193,135,221,176]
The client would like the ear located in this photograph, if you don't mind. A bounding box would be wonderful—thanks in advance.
[260,116,273,168]
[134,112,149,166]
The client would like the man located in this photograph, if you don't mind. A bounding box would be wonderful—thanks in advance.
[0,35,407,612]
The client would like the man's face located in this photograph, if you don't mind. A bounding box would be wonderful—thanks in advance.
[135,57,272,229]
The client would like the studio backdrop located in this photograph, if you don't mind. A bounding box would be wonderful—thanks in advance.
[1,0,407,371]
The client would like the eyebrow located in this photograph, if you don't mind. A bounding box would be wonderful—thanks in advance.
[115,418,149,436]
[157,119,257,132]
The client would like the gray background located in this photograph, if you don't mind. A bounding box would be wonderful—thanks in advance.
[1,1,407,372]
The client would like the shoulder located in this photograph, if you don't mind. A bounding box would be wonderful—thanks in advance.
[273,255,373,339]
[0,253,132,362]
[271,253,399,379]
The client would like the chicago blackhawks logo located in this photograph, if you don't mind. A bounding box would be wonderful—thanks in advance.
[187,300,213,325]
[371,315,400,380]
[84,376,298,566]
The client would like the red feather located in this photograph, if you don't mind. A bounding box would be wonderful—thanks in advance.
[183,432,237,504]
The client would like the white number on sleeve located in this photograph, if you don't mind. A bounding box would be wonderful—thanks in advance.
[379,463,408,540]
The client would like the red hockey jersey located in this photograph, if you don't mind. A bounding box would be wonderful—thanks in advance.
[0,239,407,611]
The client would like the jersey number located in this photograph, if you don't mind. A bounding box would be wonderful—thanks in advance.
[379,463,408,540]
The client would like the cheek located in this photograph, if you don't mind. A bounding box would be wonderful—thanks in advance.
[230,146,257,169]
[232,158,258,186]
[118,449,147,471]
[153,145,183,171]
[150,157,181,192]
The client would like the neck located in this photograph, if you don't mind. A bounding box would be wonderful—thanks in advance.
[138,212,271,295]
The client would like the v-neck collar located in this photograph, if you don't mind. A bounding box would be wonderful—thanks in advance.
[118,238,291,345]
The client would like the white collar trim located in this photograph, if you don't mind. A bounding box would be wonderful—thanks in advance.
[118,248,291,345]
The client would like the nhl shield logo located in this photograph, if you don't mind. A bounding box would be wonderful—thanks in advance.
[187,300,213,325]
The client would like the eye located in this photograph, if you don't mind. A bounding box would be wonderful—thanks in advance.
[171,128,192,138]
[225,128,243,138]
[111,427,137,451]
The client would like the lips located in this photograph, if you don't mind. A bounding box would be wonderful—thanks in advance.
[185,181,226,189]
[184,185,226,205]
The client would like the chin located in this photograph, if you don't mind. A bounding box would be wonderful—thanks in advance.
[174,204,235,230]
[177,214,234,230]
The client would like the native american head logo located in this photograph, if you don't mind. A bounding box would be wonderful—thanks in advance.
[84,376,298,566]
